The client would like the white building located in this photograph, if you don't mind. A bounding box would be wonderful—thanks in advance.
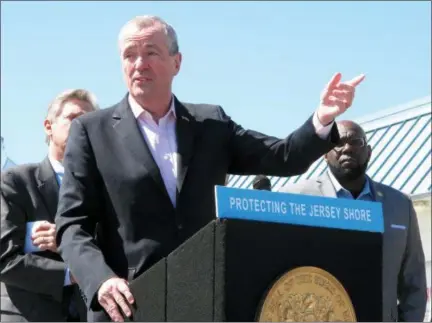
[226,96,432,321]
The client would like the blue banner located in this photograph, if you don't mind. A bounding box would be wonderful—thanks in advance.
[215,186,384,233]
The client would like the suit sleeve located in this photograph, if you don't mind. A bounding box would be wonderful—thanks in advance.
[221,107,340,176]
[55,118,116,310]
[0,172,66,303]
[397,199,427,322]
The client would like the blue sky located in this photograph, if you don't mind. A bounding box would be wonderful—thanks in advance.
[1,1,431,164]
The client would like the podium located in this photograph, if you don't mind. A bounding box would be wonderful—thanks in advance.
[129,186,384,322]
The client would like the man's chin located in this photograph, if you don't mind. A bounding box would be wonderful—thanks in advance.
[330,165,364,181]
[132,85,153,96]
[340,168,364,180]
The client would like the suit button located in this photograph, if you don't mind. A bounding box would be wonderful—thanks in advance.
[177,224,183,230]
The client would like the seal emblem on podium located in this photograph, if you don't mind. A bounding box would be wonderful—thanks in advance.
[256,266,357,322]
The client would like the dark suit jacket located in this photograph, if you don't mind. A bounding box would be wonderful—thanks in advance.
[55,95,340,320]
[279,172,428,322]
[0,158,86,322]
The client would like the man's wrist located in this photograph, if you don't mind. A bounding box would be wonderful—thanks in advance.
[316,110,334,127]
[312,111,333,139]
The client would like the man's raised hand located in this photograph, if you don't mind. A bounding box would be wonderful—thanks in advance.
[317,72,365,126]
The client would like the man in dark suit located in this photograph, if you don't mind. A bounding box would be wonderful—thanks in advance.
[0,89,99,321]
[55,15,365,322]
[279,120,427,322]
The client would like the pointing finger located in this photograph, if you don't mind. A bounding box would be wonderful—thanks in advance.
[325,72,342,91]
[346,74,365,87]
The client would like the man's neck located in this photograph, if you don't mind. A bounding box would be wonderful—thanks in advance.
[336,174,367,199]
[133,92,173,122]
[48,145,64,164]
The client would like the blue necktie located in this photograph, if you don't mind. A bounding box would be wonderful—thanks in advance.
[56,172,64,185]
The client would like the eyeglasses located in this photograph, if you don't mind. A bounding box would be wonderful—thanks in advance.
[334,138,366,151]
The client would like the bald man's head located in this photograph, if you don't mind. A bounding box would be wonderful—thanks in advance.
[336,120,367,139]
[325,120,372,181]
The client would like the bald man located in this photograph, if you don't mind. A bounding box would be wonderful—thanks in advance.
[279,120,427,321]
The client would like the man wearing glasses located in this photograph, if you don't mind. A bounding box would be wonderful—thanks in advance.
[279,120,427,322]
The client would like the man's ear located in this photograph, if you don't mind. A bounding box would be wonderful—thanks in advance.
[173,52,182,76]
[44,119,52,139]
[366,145,372,163]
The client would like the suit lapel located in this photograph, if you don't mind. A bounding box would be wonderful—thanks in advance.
[36,157,59,220]
[371,181,385,202]
[175,98,195,193]
[112,95,168,198]
[317,172,338,198]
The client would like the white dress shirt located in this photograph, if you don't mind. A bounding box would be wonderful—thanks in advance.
[327,169,373,201]
[49,157,64,183]
[129,95,178,206]
[129,94,333,207]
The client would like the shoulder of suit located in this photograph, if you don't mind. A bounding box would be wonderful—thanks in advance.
[74,104,116,127]
[75,100,225,125]
[2,162,39,178]
[1,162,40,187]
[372,180,411,203]
[180,101,224,121]
[279,178,319,193]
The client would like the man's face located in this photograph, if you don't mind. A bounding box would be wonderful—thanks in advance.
[119,24,181,100]
[45,99,92,153]
[325,122,372,181]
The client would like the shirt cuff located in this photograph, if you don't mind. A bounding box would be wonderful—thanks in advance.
[64,267,72,286]
[313,111,334,139]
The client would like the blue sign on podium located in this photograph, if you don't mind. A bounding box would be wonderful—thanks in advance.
[215,186,384,233]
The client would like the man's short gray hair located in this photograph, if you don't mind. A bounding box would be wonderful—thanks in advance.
[118,15,179,56]
[45,89,99,144]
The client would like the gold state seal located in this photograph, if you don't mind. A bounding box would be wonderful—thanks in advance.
[256,266,357,322]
